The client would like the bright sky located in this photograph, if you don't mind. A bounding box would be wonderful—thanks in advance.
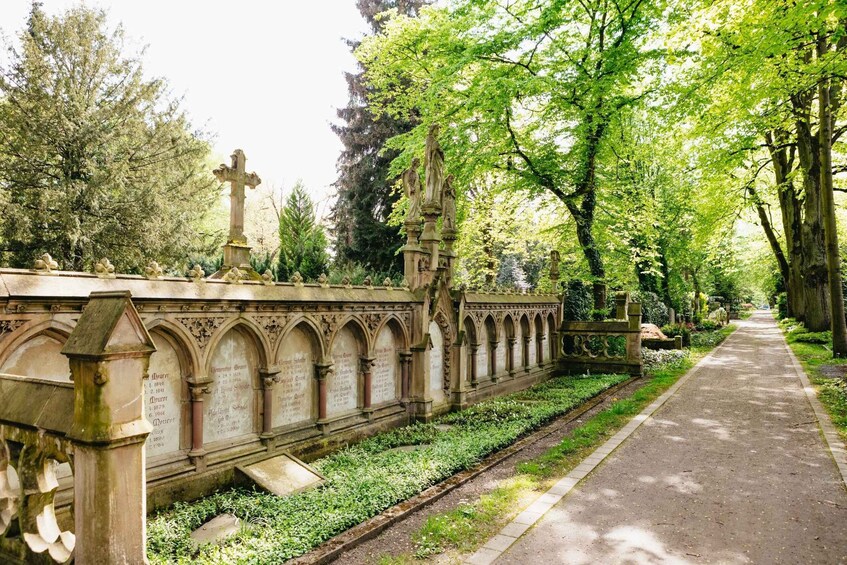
[1,1,370,219]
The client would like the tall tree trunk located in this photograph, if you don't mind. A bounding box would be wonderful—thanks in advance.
[817,34,847,356]
[749,186,790,288]
[795,117,831,331]
[767,131,804,319]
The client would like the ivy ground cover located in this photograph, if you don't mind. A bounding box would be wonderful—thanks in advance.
[147,373,628,563]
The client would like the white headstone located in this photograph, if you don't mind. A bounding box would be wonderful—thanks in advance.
[274,326,315,427]
[372,326,399,406]
[204,330,256,444]
[429,321,444,402]
[145,335,183,458]
[328,326,359,416]
[0,334,70,382]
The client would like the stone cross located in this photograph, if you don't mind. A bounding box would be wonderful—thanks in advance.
[213,149,261,243]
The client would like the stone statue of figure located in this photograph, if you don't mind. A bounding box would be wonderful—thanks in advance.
[442,174,457,232]
[424,124,445,206]
[403,157,422,224]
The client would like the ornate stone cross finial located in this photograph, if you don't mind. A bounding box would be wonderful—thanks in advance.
[213,149,261,244]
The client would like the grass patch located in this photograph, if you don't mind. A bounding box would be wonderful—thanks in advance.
[387,325,737,562]
[146,373,629,563]
[780,330,847,443]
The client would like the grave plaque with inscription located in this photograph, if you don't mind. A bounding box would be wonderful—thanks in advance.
[476,339,489,379]
[0,334,70,382]
[496,334,507,375]
[204,331,257,444]
[372,326,399,405]
[145,336,183,458]
[274,327,315,427]
[428,321,444,402]
[328,327,359,416]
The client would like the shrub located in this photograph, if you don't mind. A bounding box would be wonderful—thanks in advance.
[661,323,692,346]
[642,349,688,370]
[563,280,593,321]
[792,331,832,344]
[631,291,669,326]
[776,292,788,320]
[695,320,720,331]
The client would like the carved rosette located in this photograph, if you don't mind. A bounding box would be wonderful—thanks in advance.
[176,317,225,350]
[0,320,26,339]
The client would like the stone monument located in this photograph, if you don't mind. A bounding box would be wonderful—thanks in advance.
[212,149,262,279]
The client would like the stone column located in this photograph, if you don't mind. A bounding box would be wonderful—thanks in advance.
[188,381,210,463]
[399,351,412,402]
[522,336,532,372]
[315,362,333,424]
[507,337,517,377]
[260,366,281,442]
[627,302,643,377]
[61,291,155,564]
[489,340,499,382]
[469,344,479,387]
[360,356,376,413]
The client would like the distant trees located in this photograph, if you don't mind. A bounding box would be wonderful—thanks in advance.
[277,181,329,281]
[0,5,219,272]
[331,0,428,275]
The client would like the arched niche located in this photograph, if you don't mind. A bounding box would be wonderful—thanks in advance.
[428,320,445,403]
[477,317,491,379]
[204,327,259,444]
[547,313,557,359]
[535,314,545,364]
[145,330,190,459]
[274,323,319,427]
[0,331,70,382]
[520,314,531,368]
[328,323,365,417]
[373,321,403,406]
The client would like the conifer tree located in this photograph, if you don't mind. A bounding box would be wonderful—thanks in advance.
[277,181,329,281]
[331,0,428,274]
[0,4,218,272]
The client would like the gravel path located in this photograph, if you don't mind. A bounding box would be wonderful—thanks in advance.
[497,312,847,564]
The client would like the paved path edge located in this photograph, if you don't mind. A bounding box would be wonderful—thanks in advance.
[781,337,847,486]
[466,326,743,565]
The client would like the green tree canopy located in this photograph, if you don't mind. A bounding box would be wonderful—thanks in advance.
[0,5,219,272]
[277,181,329,281]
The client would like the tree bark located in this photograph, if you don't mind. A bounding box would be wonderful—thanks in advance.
[795,115,831,331]
[817,33,847,356]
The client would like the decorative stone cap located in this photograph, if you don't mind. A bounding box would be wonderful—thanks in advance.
[61,290,156,359]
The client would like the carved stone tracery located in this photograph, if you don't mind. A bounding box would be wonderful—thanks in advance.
[176,316,225,350]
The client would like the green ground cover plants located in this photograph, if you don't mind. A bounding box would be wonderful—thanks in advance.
[146,373,629,563]
[386,325,737,563]
[777,320,847,442]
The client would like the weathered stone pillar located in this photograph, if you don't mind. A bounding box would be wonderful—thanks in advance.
[469,344,479,386]
[627,302,643,377]
[522,336,531,372]
[489,339,499,382]
[260,366,281,441]
[615,292,629,320]
[61,290,155,564]
[315,362,333,423]
[507,337,517,377]
[399,351,412,402]
[360,356,376,412]
[188,381,210,462]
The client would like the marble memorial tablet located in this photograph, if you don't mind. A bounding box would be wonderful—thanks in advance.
[428,321,444,402]
[274,326,315,427]
[145,335,182,458]
[372,326,398,405]
[0,334,70,382]
[204,331,256,443]
[328,326,358,416]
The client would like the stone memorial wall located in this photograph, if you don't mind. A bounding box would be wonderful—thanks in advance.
[372,325,399,406]
[204,330,257,444]
[145,335,183,458]
[0,333,69,382]
[274,325,316,427]
[328,326,360,416]
[428,321,444,402]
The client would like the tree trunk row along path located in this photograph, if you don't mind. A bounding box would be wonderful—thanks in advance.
[470,312,847,564]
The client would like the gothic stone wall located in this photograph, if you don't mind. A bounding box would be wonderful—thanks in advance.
[0,269,560,509]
